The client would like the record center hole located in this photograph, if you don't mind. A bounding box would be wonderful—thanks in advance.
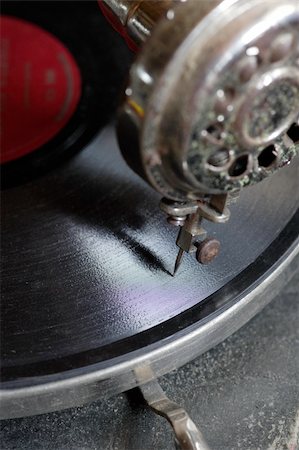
[258,145,278,168]
[207,148,230,167]
[287,123,299,143]
[228,155,249,177]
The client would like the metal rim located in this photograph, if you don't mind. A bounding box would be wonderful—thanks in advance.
[1,211,298,419]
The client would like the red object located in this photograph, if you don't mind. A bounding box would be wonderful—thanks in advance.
[98,1,139,53]
[0,16,82,164]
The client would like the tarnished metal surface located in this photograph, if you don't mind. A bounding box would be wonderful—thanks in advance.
[103,0,299,273]
[136,366,211,450]
[195,238,220,265]
[117,0,299,200]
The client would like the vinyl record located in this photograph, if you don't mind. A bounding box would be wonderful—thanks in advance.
[1,0,299,420]
[0,1,132,187]
[1,122,298,418]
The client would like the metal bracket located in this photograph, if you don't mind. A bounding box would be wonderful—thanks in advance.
[197,195,230,224]
[160,198,199,218]
[160,195,231,225]
[160,195,230,273]
[135,366,211,450]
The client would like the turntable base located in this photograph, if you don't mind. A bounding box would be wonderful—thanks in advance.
[1,126,299,419]
[2,277,298,449]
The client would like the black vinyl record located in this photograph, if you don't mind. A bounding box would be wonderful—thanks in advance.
[1,1,299,419]
[1,1,132,187]
[1,123,298,381]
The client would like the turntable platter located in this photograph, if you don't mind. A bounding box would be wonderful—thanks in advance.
[1,127,299,418]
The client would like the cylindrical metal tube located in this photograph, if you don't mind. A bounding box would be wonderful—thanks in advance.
[101,0,175,47]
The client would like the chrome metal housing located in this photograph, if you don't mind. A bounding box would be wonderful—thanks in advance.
[118,0,299,201]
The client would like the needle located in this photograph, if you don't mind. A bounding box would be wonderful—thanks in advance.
[173,247,184,276]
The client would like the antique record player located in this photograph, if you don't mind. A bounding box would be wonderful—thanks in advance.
[1,1,299,448]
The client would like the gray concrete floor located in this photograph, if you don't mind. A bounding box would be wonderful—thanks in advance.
[1,272,298,450]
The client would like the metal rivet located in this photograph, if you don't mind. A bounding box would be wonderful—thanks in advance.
[196,238,220,264]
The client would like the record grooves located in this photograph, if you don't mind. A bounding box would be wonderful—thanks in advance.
[1,124,299,385]
[1,209,298,383]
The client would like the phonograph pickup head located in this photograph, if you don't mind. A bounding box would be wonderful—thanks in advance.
[100,0,299,274]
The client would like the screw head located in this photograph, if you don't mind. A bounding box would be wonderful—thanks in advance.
[196,238,220,264]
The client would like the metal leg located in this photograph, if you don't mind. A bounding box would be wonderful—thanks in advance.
[135,367,211,450]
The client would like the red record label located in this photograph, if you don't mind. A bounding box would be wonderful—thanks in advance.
[0,16,82,164]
